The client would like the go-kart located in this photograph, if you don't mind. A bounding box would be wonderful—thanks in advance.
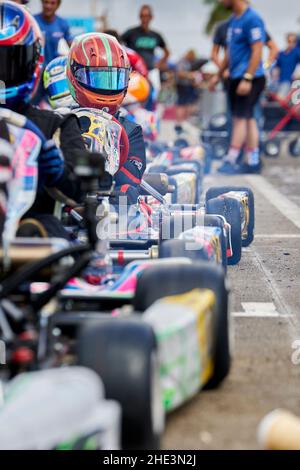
[0,109,231,450]
[0,367,121,450]
[122,105,209,204]
[0,113,123,450]
[61,107,255,270]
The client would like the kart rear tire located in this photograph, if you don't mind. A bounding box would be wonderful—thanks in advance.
[205,186,255,247]
[206,197,242,265]
[17,215,72,241]
[159,239,210,262]
[77,319,163,450]
[134,261,230,389]
[17,218,48,238]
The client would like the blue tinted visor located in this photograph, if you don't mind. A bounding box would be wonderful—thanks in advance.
[46,79,70,98]
[74,67,130,92]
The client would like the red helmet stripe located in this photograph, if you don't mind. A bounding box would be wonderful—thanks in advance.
[81,36,92,66]
[91,36,102,66]
[100,34,113,67]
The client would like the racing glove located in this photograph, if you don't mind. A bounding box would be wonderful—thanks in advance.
[38,140,65,188]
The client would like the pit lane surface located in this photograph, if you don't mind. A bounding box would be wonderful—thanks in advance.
[161,126,300,449]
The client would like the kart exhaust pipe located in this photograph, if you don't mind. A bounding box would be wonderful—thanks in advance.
[110,245,158,264]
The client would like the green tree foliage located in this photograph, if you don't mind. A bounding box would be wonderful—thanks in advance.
[203,0,231,34]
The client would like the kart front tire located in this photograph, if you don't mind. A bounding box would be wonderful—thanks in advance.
[77,319,164,450]
[206,186,255,247]
[206,196,242,265]
[134,261,230,389]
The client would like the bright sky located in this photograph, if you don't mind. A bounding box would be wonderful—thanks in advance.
[29,0,300,59]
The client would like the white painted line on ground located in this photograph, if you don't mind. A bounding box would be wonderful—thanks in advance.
[232,312,291,318]
[232,302,292,318]
[248,246,297,332]
[245,175,300,230]
[242,302,276,313]
[255,234,300,239]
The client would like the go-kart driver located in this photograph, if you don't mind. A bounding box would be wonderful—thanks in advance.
[0,119,13,243]
[43,56,77,110]
[66,32,146,205]
[0,1,86,226]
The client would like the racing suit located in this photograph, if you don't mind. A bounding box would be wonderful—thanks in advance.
[4,104,86,238]
[114,111,146,204]
[18,105,146,210]
[19,104,86,215]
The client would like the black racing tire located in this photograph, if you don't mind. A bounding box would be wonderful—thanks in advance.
[289,138,300,158]
[134,261,230,389]
[17,214,72,241]
[211,138,228,160]
[204,214,228,271]
[206,197,242,265]
[205,186,255,247]
[174,137,189,149]
[159,239,210,262]
[17,218,48,238]
[77,319,163,450]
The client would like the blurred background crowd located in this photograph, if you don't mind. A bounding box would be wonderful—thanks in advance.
[14,0,300,126]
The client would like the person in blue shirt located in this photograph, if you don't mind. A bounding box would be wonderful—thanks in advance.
[34,0,73,66]
[209,0,266,173]
[276,33,300,85]
[33,0,73,105]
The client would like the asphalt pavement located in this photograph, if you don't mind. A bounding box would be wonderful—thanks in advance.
[160,123,300,449]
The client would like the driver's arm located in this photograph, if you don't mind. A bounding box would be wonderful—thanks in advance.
[115,122,146,188]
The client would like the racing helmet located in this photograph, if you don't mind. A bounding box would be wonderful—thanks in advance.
[124,71,150,106]
[67,33,131,114]
[44,56,75,110]
[0,1,44,107]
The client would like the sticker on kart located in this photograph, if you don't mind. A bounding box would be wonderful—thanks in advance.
[3,124,41,250]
